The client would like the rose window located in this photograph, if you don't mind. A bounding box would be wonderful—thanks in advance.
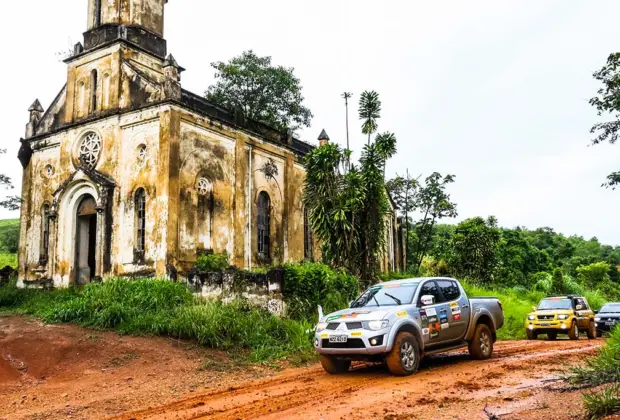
[78,132,102,169]
[197,178,212,196]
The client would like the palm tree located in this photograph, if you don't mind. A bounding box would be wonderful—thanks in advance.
[375,131,397,178]
[358,91,382,145]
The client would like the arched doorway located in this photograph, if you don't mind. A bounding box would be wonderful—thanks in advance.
[75,195,97,284]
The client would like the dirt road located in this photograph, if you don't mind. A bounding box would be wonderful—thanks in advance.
[0,315,604,420]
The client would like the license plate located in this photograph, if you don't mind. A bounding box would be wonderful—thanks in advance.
[540,323,550,327]
[606,322,615,326]
[329,335,348,343]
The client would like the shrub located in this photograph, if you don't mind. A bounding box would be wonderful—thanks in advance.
[283,262,359,321]
[583,385,620,420]
[195,252,230,272]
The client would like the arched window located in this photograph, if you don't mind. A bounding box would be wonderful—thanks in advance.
[40,205,50,264]
[90,70,98,113]
[94,0,102,26]
[304,207,313,260]
[197,178,213,250]
[257,192,271,260]
[135,189,146,255]
[102,73,110,109]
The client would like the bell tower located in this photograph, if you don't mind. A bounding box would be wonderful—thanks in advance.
[83,0,168,58]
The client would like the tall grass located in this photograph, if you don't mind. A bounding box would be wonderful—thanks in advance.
[0,279,314,363]
[569,327,620,419]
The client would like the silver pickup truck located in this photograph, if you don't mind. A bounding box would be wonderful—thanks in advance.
[314,277,504,376]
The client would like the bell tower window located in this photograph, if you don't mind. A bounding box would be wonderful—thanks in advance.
[90,70,98,113]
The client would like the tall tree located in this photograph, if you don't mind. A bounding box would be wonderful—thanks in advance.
[386,171,419,253]
[205,50,313,131]
[358,91,382,145]
[342,92,353,154]
[448,217,501,285]
[589,52,620,188]
[411,173,458,271]
[375,132,397,178]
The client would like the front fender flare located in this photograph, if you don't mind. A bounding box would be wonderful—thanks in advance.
[386,319,425,353]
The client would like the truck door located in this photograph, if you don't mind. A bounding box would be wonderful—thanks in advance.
[417,280,452,346]
[437,279,470,341]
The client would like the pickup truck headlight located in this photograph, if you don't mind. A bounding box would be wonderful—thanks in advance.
[595,317,601,322]
[367,320,389,331]
[528,315,535,321]
[558,315,569,320]
[316,322,328,332]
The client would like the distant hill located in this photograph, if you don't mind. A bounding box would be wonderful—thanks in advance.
[0,219,19,254]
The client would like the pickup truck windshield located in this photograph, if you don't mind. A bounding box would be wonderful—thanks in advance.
[351,282,420,308]
[538,298,572,310]
[600,304,620,313]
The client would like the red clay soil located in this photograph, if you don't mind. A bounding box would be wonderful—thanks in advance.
[0,314,609,420]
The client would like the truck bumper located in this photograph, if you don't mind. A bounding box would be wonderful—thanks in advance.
[314,327,391,356]
[526,321,571,334]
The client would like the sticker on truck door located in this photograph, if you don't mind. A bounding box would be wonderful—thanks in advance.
[451,305,461,315]
[420,309,429,329]
[440,309,449,329]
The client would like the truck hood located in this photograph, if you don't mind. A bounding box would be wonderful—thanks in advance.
[531,309,573,316]
[322,307,391,322]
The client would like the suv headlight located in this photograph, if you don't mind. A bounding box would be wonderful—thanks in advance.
[528,315,535,320]
[316,322,328,332]
[367,320,389,331]
[595,317,601,322]
[558,315,568,320]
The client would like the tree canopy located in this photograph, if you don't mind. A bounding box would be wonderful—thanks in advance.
[205,50,313,132]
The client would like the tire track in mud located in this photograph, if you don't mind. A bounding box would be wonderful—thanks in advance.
[115,340,603,420]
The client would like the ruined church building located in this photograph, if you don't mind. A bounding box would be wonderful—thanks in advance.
[17,0,405,287]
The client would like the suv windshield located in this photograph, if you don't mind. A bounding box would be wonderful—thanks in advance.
[538,298,572,311]
[600,304,620,313]
[351,282,420,308]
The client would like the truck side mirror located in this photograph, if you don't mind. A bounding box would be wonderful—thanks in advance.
[532,306,537,312]
[421,295,435,306]
[576,304,583,311]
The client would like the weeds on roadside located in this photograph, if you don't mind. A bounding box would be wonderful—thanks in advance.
[583,385,620,420]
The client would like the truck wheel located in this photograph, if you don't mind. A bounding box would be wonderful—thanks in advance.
[469,324,494,360]
[385,332,420,376]
[568,322,579,340]
[526,330,537,340]
[319,355,351,374]
[547,332,557,340]
[587,322,597,340]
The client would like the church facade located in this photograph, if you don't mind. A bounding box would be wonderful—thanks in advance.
[17,0,405,288]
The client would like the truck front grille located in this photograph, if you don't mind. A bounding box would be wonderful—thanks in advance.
[346,322,363,330]
[326,323,340,330]
[321,339,365,349]
[537,315,555,321]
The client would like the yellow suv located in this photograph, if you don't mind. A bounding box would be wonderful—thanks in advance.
[525,295,597,340]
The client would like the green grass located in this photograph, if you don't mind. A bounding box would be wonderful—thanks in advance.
[0,278,314,363]
[0,254,17,269]
[583,385,620,420]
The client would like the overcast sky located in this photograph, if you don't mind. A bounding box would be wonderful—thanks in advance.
[1,0,619,244]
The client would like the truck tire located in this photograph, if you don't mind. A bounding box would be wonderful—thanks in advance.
[469,324,493,360]
[385,332,420,376]
[568,322,579,340]
[319,355,351,374]
[526,330,537,340]
[587,321,597,340]
[547,332,557,340]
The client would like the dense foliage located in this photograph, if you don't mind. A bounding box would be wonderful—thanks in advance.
[397,216,620,301]
[303,91,396,286]
[195,252,230,272]
[283,262,359,321]
[205,50,313,132]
